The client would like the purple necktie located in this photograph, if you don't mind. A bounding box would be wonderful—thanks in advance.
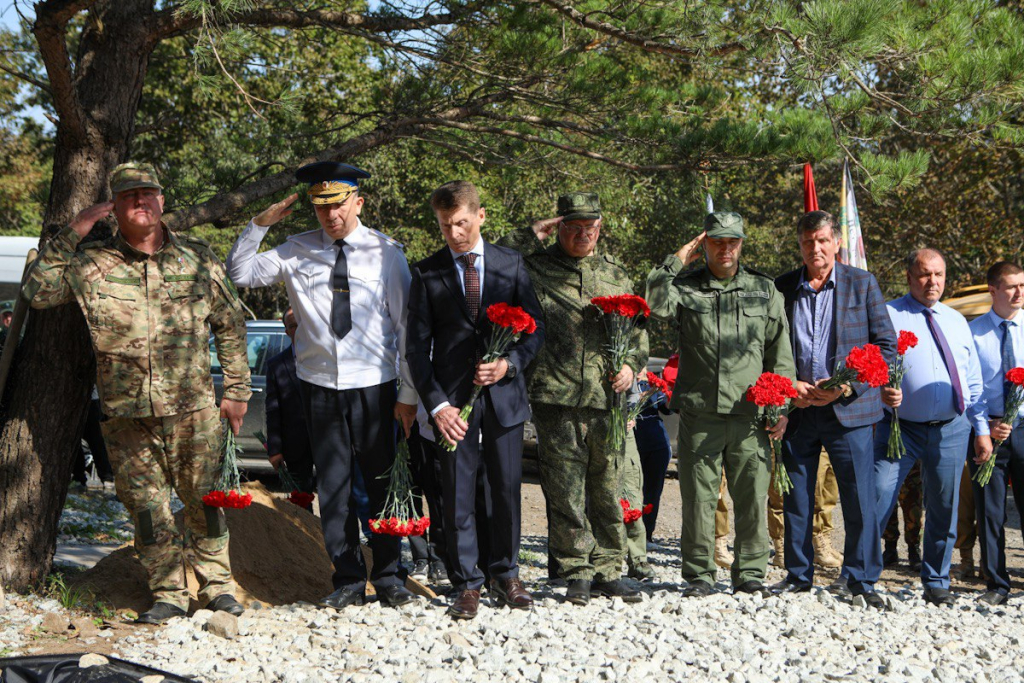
[922,307,965,414]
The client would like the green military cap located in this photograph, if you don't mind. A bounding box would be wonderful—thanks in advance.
[0,300,13,313]
[704,211,745,239]
[109,162,163,195]
[557,192,601,222]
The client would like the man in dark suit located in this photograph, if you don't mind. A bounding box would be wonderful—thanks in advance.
[265,309,316,494]
[406,181,545,619]
[772,210,896,609]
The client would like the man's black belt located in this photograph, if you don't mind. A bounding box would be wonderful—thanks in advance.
[898,416,957,428]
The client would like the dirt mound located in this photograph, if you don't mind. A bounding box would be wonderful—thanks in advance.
[72,483,432,613]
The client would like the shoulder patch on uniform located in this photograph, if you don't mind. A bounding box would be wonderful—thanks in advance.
[737,290,769,299]
[104,275,141,285]
[369,229,404,249]
[742,266,775,280]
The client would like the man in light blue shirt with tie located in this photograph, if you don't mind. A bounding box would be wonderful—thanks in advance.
[875,248,983,607]
[967,261,1024,606]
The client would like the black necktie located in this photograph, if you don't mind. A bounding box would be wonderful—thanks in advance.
[331,239,351,339]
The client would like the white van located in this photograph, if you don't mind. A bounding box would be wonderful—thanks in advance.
[0,236,39,301]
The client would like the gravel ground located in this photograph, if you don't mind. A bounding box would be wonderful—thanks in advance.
[3,477,1022,682]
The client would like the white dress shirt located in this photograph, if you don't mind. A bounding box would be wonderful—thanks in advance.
[431,238,487,417]
[226,219,418,404]
[969,308,1024,436]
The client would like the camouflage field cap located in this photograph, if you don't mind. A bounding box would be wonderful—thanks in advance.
[704,211,745,239]
[557,192,601,222]
[109,162,163,195]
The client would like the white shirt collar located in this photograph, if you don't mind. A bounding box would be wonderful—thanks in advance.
[319,219,367,250]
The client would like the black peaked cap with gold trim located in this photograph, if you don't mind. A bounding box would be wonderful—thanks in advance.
[296,161,371,205]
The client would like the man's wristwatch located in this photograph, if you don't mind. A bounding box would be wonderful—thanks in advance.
[504,357,517,379]
[841,384,853,399]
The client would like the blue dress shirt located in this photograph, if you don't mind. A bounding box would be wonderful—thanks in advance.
[793,266,837,383]
[968,309,1024,435]
[886,294,983,423]
[450,238,486,296]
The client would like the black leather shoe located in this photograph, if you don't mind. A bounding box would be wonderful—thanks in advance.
[907,545,923,572]
[683,580,714,598]
[923,587,956,606]
[827,577,852,598]
[428,561,450,585]
[859,591,891,611]
[592,579,643,603]
[318,587,366,610]
[135,602,186,625]
[565,579,591,605]
[207,594,244,616]
[734,581,770,598]
[978,590,1008,607]
[378,584,418,607]
[882,541,899,567]
[771,580,812,595]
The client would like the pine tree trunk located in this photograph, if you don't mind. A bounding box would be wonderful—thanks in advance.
[0,0,155,590]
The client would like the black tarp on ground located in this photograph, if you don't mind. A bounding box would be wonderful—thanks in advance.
[0,655,193,683]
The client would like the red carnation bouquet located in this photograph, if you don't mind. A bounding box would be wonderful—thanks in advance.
[443,302,537,452]
[255,429,315,507]
[746,372,798,496]
[591,294,651,450]
[202,426,253,509]
[370,432,430,536]
[620,498,653,524]
[820,343,890,391]
[624,374,672,425]
[885,331,919,460]
[974,367,1024,486]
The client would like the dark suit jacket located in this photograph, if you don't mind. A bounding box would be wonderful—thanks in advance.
[775,261,896,429]
[406,241,545,428]
[265,347,312,462]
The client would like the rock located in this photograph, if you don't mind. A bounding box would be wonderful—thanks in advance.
[190,609,214,625]
[40,612,69,633]
[443,631,473,648]
[206,611,239,640]
[851,594,867,609]
[140,677,165,683]
[72,617,100,638]
[79,653,109,668]
[0,583,5,608]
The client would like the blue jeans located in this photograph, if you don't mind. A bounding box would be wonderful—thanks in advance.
[783,405,880,594]
[874,413,970,590]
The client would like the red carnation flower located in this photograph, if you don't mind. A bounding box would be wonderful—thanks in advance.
[1006,367,1024,387]
[486,303,537,335]
[897,330,919,356]
[592,294,651,319]
[288,491,316,508]
[745,372,798,408]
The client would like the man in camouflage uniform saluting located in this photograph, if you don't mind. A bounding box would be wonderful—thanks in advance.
[25,163,252,624]
[501,192,647,605]
[646,212,795,598]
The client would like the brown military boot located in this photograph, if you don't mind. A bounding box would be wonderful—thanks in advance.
[954,550,975,580]
[714,537,734,568]
[772,537,785,568]
[813,533,843,568]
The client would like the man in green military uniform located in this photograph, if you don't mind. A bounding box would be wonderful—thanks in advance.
[501,192,648,605]
[646,212,795,597]
[25,163,252,624]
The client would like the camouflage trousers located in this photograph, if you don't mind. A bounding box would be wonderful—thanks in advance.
[534,404,626,583]
[678,412,770,586]
[883,459,923,546]
[102,405,234,610]
[623,429,647,570]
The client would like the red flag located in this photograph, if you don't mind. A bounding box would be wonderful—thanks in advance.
[803,163,819,213]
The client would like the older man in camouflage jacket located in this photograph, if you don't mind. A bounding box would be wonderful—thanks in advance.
[501,192,648,605]
[25,163,251,625]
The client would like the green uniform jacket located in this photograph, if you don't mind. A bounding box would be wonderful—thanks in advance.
[24,225,252,419]
[646,256,794,417]
[500,226,648,411]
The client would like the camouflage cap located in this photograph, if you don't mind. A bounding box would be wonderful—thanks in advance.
[557,192,601,222]
[704,211,745,239]
[109,162,163,195]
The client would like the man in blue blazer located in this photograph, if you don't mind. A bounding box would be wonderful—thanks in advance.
[406,181,545,619]
[772,210,896,609]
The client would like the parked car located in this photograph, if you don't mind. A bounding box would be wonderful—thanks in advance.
[211,320,289,472]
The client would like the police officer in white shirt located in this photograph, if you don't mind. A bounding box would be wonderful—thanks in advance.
[227,162,419,609]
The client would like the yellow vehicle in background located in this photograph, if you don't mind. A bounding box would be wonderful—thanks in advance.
[944,284,992,321]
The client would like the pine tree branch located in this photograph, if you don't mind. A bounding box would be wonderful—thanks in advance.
[535,0,745,59]
[149,3,486,45]
[30,0,96,143]
[0,61,51,94]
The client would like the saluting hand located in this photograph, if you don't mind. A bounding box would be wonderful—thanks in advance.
[254,193,299,227]
[674,231,706,267]
[531,217,562,242]
[69,202,115,239]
